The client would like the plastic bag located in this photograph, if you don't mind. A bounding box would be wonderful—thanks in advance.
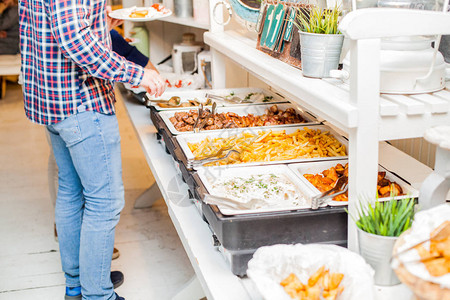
[247,243,375,300]
[392,203,450,288]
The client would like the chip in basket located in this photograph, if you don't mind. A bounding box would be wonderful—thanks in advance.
[247,244,375,300]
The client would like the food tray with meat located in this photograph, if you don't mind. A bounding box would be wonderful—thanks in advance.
[288,160,419,207]
[147,87,288,111]
[176,125,348,170]
[159,103,320,135]
[196,165,316,215]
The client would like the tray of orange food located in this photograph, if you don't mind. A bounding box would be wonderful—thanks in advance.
[287,160,419,206]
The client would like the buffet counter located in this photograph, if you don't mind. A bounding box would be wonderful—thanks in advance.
[117,86,436,300]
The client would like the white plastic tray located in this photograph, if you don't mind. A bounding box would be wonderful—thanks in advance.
[197,165,316,215]
[159,103,320,135]
[287,160,419,207]
[148,87,288,111]
[176,125,348,170]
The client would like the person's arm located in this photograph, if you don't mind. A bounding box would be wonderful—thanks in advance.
[0,6,18,31]
[144,60,158,72]
[110,29,149,68]
[46,0,144,86]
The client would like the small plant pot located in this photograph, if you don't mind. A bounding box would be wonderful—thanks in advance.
[357,228,401,286]
[299,31,344,78]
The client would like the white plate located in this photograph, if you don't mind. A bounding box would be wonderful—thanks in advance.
[176,125,348,170]
[148,87,288,111]
[287,160,419,207]
[109,7,172,22]
[159,103,320,135]
[197,165,316,215]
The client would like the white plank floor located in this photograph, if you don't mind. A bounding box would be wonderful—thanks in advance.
[0,83,195,300]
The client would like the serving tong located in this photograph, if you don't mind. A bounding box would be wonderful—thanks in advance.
[311,176,348,210]
[204,194,268,210]
[186,134,262,169]
[205,93,253,104]
[193,102,217,133]
[187,149,241,169]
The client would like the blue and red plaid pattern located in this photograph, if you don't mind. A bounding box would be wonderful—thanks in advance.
[19,0,144,125]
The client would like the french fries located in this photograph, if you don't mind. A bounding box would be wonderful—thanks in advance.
[280,266,345,300]
[187,128,346,166]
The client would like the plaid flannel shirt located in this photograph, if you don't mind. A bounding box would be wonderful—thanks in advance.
[19,0,144,125]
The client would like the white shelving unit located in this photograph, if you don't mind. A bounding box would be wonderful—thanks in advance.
[205,6,450,252]
[205,30,450,139]
[120,0,210,68]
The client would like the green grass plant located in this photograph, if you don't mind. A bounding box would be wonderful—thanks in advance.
[294,5,341,35]
[346,197,416,237]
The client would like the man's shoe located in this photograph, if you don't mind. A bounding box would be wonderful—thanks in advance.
[112,247,120,260]
[111,271,124,289]
[65,286,81,300]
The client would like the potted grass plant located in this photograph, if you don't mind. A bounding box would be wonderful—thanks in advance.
[347,197,416,286]
[294,5,344,78]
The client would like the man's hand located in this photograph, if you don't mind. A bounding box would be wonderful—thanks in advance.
[141,69,165,98]
[0,31,7,38]
[106,6,123,31]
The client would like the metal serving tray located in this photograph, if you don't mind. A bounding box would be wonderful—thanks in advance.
[288,160,419,206]
[176,125,348,170]
[148,87,288,111]
[191,172,348,276]
[196,165,316,215]
[159,103,320,135]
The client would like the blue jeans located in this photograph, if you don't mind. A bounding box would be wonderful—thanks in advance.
[47,110,124,300]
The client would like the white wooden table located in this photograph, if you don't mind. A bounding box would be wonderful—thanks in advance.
[118,88,444,300]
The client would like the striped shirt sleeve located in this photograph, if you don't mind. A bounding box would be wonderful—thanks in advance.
[46,0,144,86]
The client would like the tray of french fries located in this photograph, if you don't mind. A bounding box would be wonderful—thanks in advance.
[159,103,320,135]
[176,125,348,170]
[247,244,375,300]
[287,160,419,207]
[196,165,317,215]
[148,87,288,111]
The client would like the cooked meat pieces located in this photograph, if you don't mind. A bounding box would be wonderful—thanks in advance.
[170,105,306,132]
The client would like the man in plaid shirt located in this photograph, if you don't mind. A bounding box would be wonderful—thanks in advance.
[19,0,164,299]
